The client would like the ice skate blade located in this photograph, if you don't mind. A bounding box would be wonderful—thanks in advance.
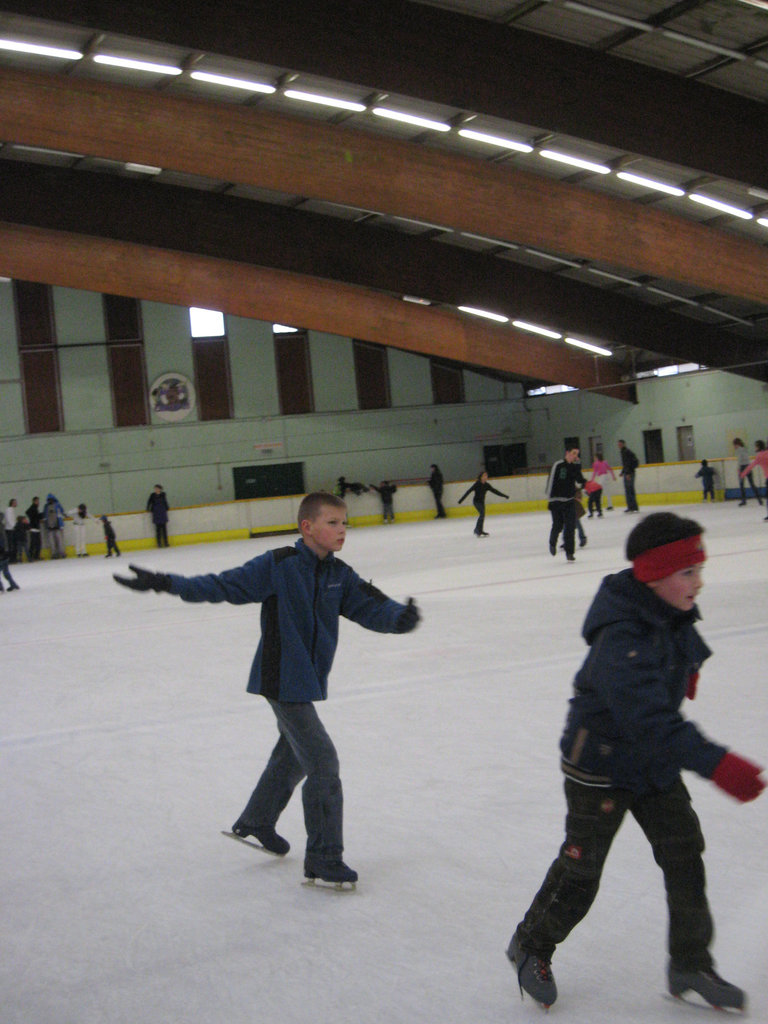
[664,992,746,1014]
[220,830,282,856]
[302,877,356,892]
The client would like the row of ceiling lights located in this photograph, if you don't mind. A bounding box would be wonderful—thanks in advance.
[1,34,760,365]
[4,33,768,228]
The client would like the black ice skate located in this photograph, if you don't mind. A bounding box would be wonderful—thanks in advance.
[668,964,745,1011]
[507,933,557,1009]
[303,855,357,890]
[226,820,290,856]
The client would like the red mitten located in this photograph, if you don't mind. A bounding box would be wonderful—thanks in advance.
[686,671,699,700]
[711,753,766,803]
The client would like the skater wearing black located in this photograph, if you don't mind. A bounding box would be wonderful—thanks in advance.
[545,447,586,561]
[457,471,508,537]
[428,464,446,518]
[618,440,640,512]
[115,491,420,888]
[369,480,397,523]
[0,529,20,592]
[101,515,121,557]
[695,459,716,501]
[507,513,765,1011]
[146,484,170,547]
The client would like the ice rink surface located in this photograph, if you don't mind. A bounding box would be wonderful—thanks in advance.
[2,501,767,1023]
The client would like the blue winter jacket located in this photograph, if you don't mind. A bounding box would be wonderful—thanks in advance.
[560,568,727,794]
[167,539,407,701]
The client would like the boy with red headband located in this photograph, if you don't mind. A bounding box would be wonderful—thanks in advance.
[506,512,765,1011]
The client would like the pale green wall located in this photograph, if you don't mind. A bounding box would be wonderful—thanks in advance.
[1,282,766,514]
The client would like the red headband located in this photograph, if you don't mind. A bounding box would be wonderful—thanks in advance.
[632,534,706,583]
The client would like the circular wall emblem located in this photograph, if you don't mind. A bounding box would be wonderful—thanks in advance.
[150,373,195,422]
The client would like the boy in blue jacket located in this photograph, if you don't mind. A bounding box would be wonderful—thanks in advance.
[506,512,764,1010]
[115,491,420,887]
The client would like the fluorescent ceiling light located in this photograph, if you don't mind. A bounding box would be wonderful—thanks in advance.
[540,149,611,174]
[512,320,562,339]
[190,71,275,93]
[758,217,768,228]
[646,287,699,306]
[586,268,642,286]
[93,54,182,75]
[125,162,162,174]
[663,31,746,60]
[458,306,509,323]
[0,38,82,59]
[284,89,365,112]
[402,295,431,305]
[457,128,532,153]
[371,107,451,132]
[616,171,685,197]
[14,144,84,159]
[273,324,298,333]
[563,2,652,30]
[460,232,518,249]
[565,336,613,357]
[525,248,582,268]
[688,194,753,219]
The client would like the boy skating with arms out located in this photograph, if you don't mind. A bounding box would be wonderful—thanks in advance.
[507,512,764,1010]
[115,492,420,888]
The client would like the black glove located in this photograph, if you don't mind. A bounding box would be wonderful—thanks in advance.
[394,597,420,633]
[113,563,172,593]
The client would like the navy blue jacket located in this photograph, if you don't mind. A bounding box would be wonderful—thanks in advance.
[560,569,726,794]
[167,539,407,702]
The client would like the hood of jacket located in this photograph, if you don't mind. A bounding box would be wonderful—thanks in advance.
[581,567,701,645]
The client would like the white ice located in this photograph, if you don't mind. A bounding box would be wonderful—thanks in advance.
[2,502,767,1024]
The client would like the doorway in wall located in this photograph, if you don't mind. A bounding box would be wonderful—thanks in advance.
[643,429,664,463]
[676,426,695,461]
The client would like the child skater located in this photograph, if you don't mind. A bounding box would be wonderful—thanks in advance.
[457,471,509,537]
[101,515,121,558]
[584,478,603,518]
[67,502,92,557]
[114,491,420,888]
[506,512,765,1011]
[695,459,716,501]
[369,480,397,523]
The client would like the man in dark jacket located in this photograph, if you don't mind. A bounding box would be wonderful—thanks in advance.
[545,446,586,561]
[618,439,640,512]
[115,491,420,887]
[506,513,764,1011]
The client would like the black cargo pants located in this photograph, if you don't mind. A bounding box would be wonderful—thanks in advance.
[514,777,713,970]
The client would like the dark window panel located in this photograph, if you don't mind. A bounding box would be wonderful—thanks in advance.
[14,280,56,349]
[192,336,233,421]
[104,294,142,342]
[353,340,390,410]
[431,361,464,404]
[20,348,62,433]
[108,343,149,427]
[274,332,314,415]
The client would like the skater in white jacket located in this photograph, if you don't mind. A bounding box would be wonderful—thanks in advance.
[67,503,93,557]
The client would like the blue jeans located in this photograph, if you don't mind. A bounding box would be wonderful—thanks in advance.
[238,699,343,857]
[623,472,639,511]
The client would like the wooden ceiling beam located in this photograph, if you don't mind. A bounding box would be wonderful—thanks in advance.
[0,221,631,398]
[8,0,768,193]
[2,67,768,308]
[0,161,763,380]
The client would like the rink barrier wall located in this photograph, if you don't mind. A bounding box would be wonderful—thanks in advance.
[35,457,762,557]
